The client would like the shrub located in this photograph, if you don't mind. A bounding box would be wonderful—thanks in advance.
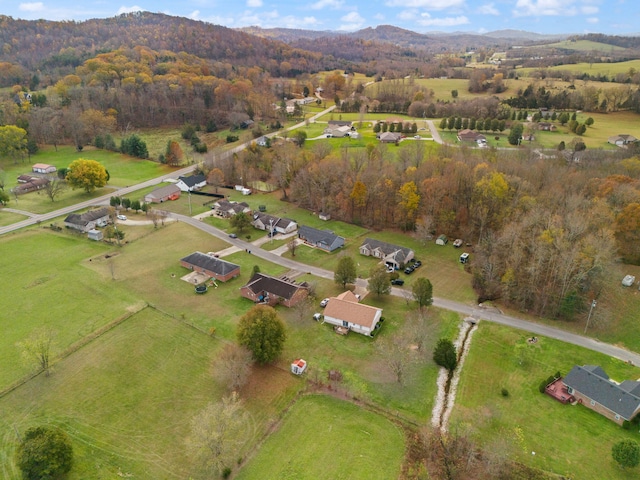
[501,388,509,397]
[222,467,232,478]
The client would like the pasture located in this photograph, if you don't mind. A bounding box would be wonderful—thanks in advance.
[236,395,406,480]
[452,322,640,480]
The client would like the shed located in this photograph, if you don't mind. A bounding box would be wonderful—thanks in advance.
[436,234,448,246]
[87,229,103,241]
[32,163,57,174]
[291,359,307,375]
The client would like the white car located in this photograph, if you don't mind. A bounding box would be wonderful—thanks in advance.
[117,214,127,221]
[320,298,330,307]
[622,275,636,287]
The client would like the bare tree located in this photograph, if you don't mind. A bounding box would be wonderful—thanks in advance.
[287,238,298,257]
[214,344,253,393]
[293,294,314,324]
[186,393,253,478]
[376,333,413,385]
[17,327,56,376]
[43,178,66,202]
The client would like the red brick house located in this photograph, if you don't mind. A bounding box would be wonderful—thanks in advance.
[180,252,240,282]
[240,273,309,307]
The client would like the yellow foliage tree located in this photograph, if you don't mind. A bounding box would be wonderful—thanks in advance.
[65,159,108,193]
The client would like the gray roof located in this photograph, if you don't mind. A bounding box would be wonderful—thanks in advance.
[563,365,640,420]
[180,252,240,276]
[215,200,249,215]
[253,212,296,230]
[178,174,206,187]
[242,273,308,301]
[146,184,181,200]
[64,207,109,226]
[360,238,413,263]
[298,225,344,250]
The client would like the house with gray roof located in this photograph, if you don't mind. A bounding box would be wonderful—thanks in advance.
[252,212,297,234]
[180,252,240,282]
[144,184,182,203]
[563,365,640,425]
[213,200,251,218]
[240,273,309,307]
[359,238,414,269]
[298,225,344,252]
[176,174,206,192]
[608,134,637,147]
[64,207,110,232]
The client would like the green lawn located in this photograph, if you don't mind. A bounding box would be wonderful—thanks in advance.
[236,394,406,480]
[0,210,28,226]
[544,40,629,53]
[452,322,640,480]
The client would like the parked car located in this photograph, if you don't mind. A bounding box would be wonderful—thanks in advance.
[404,266,414,274]
[117,214,127,221]
[313,313,323,321]
[453,238,463,248]
[228,233,238,238]
[622,275,636,287]
[413,260,422,268]
[391,279,404,286]
[320,298,330,307]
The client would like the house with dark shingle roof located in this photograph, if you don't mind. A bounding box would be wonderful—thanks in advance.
[322,291,382,337]
[298,225,344,252]
[64,207,110,232]
[252,212,297,234]
[563,365,640,425]
[240,273,309,307]
[180,252,240,282]
[213,200,251,218]
[359,238,414,269]
[608,134,637,147]
[176,174,206,192]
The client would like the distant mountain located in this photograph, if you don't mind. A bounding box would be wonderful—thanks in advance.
[483,29,569,41]
[238,26,338,42]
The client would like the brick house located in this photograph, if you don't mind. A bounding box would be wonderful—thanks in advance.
[240,272,309,307]
[180,252,240,282]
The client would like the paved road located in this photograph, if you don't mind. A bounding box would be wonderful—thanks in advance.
[174,212,640,366]
[0,105,338,237]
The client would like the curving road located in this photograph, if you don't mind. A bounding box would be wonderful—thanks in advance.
[174,213,640,366]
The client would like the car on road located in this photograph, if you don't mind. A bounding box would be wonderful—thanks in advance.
[228,233,237,238]
[117,214,127,221]
[391,279,404,286]
[320,298,330,307]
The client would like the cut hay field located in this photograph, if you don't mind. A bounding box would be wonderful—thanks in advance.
[544,40,629,53]
[452,322,640,480]
[518,59,640,77]
[236,395,406,480]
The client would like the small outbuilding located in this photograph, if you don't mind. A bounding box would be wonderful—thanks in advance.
[459,252,470,264]
[87,229,103,241]
[32,163,57,174]
[291,359,307,375]
[436,234,448,246]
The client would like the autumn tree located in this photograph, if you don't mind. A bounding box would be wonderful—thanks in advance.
[615,203,640,264]
[164,140,184,166]
[0,125,27,163]
[237,305,286,364]
[65,159,108,193]
[368,263,391,297]
[376,333,413,384]
[207,168,225,192]
[15,426,73,480]
[214,344,253,393]
[412,277,433,309]
[334,256,357,288]
[397,181,421,230]
[186,393,252,478]
[17,327,56,376]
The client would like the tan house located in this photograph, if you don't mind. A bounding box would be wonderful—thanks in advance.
[608,134,637,147]
[32,163,57,174]
[322,291,383,337]
[64,207,110,232]
[144,184,182,203]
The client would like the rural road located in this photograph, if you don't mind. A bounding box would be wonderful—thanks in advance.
[2,107,639,366]
[174,213,640,366]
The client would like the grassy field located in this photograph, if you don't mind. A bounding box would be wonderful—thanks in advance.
[236,394,406,480]
[517,59,640,78]
[544,40,629,53]
[452,322,640,480]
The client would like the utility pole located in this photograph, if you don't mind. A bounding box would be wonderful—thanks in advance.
[584,300,597,334]
[188,191,192,216]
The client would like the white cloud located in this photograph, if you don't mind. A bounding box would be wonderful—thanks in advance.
[189,10,200,19]
[478,3,500,15]
[19,2,44,11]
[581,6,599,14]
[338,10,365,30]
[311,0,344,10]
[385,0,465,10]
[247,0,263,6]
[117,5,144,15]
[586,17,599,23]
[417,12,469,26]
[513,0,578,17]
[397,9,417,21]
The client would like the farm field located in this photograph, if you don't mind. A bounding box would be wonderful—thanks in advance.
[236,394,406,480]
[452,322,640,480]
[542,39,629,53]
[518,59,640,77]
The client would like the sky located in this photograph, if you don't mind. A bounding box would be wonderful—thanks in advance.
[2,0,639,36]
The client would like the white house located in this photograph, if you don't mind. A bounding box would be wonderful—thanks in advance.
[291,359,307,375]
[176,174,206,192]
[252,213,297,234]
[322,291,383,337]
